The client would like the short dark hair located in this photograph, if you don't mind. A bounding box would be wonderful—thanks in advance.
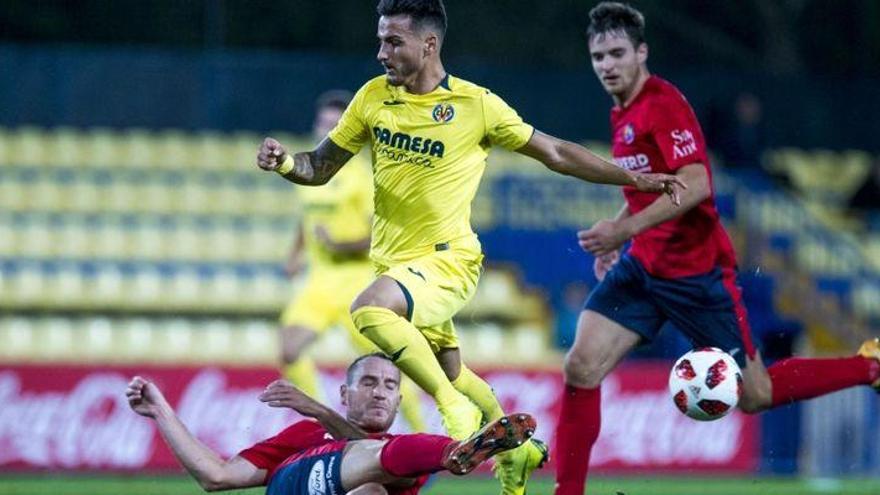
[315,89,353,112]
[587,2,646,46]
[346,352,396,385]
[376,0,447,40]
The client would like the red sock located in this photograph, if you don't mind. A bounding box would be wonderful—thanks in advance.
[769,356,879,407]
[554,385,601,495]
[379,434,454,477]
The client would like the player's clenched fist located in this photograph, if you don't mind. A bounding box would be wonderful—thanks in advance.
[126,376,170,419]
[257,137,289,171]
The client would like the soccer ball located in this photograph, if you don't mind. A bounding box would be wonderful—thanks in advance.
[668,347,743,421]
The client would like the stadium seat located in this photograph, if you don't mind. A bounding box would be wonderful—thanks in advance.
[155,130,191,169]
[82,128,124,169]
[81,317,117,361]
[239,320,278,363]
[191,320,234,362]
[117,318,156,361]
[10,127,50,167]
[119,129,157,168]
[39,317,76,360]
[0,317,36,360]
[45,127,85,168]
[153,319,196,362]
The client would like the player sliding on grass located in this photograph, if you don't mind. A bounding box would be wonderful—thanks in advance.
[126,353,536,495]
[256,1,683,494]
[554,3,880,494]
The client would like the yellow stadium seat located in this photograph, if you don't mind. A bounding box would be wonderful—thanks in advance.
[155,130,190,169]
[0,317,36,361]
[38,317,76,360]
[209,269,242,306]
[82,128,123,168]
[0,180,25,212]
[169,269,203,310]
[56,224,90,259]
[55,264,86,305]
[20,224,54,258]
[191,319,234,362]
[119,129,156,168]
[153,318,195,362]
[8,263,44,308]
[178,182,213,214]
[131,226,165,261]
[92,228,129,259]
[511,324,549,363]
[229,132,263,170]
[0,222,16,257]
[10,127,50,167]
[64,181,99,213]
[80,317,116,361]
[116,318,156,361]
[193,131,232,169]
[91,265,125,308]
[130,267,163,307]
[47,127,86,168]
[239,320,279,363]
[470,323,505,362]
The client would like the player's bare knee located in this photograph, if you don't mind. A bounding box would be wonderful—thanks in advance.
[563,351,605,388]
[350,278,408,318]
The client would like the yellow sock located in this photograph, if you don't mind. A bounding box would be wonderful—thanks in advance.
[352,306,462,408]
[283,356,324,402]
[452,365,505,422]
[399,376,427,432]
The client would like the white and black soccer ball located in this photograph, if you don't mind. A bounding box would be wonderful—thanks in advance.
[668,347,743,421]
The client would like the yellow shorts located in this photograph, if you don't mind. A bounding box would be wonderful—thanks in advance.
[280,262,376,352]
[377,247,483,353]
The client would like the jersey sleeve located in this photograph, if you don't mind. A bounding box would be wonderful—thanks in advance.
[650,94,708,171]
[237,420,325,476]
[328,83,371,154]
[482,91,534,151]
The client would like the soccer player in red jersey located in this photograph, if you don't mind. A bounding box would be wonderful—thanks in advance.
[126,353,536,495]
[553,3,880,494]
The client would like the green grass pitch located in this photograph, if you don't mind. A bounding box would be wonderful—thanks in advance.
[0,475,878,495]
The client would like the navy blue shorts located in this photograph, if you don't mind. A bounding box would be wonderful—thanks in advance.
[267,450,344,495]
[584,254,755,367]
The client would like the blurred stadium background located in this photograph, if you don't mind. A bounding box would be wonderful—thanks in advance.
[1,1,879,494]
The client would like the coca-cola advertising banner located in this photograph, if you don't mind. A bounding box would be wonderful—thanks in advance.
[0,362,758,473]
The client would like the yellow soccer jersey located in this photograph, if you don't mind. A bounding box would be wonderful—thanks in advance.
[298,153,373,267]
[328,74,534,265]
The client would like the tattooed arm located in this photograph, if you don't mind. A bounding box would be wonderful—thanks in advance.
[257,137,354,186]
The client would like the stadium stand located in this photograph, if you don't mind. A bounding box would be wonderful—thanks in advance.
[0,126,553,365]
[2,127,878,367]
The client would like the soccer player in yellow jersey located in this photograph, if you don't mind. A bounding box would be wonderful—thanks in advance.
[256,1,684,494]
[278,90,425,432]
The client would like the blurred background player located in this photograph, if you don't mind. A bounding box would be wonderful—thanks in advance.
[278,89,425,432]
[127,353,536,495]
[256,1,683,494]
[553,3,880,494]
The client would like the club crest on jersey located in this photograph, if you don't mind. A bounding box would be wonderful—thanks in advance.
[432,103,455,123]
[622,123,635,144]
